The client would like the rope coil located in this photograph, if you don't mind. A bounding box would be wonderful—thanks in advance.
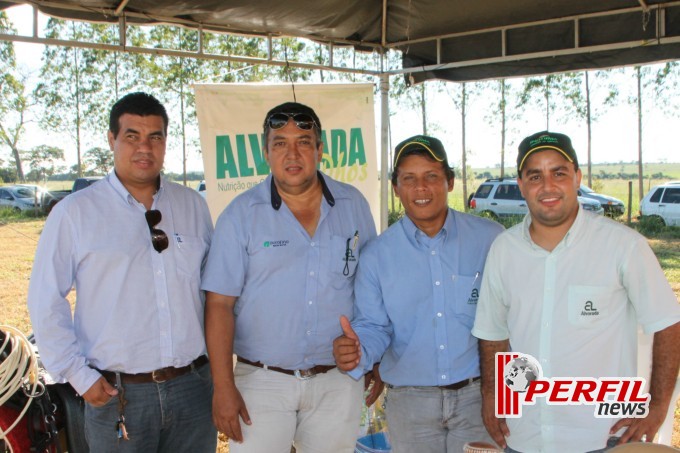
[0,325,42,453]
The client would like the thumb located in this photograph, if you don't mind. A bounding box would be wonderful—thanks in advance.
[101,378,119,397]
[340,315,358,341]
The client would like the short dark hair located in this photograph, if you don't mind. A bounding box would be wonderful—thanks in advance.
[391,149,455,186]
[109,92,169,138]
[262,102,322,147]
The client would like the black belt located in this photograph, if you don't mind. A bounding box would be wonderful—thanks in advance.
[237,356,335,380]
[97,355,209,384]
[439,376,480,390]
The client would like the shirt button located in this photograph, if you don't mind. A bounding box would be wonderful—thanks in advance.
[311,242,315,246]
[437,312,443,317]
[310,271,315,276]
[431,250,436,255]
[441,374,446,380]
[308,300,313,305]
[306,330,311,335]
[435,281,440,286]
[157,270,162,275]
[439,345,445,350]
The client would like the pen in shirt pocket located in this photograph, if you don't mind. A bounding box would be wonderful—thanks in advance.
[174,233,183,249]
[472,271,480,286]
[352,230,359,251]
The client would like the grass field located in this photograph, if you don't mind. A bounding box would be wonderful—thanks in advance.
[2,169,680,449]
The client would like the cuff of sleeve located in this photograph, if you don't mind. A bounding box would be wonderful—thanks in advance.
[347,350,370,381]
[67,366,104,396]
[642,317,680,335]
[471,327,509,341]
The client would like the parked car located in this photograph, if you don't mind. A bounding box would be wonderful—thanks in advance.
[39,176,105,213]
[16,184,51,209]
[577,184,625,217]
[196,180,206,198]
[0,185,40,212]
[469,178,604,220]
[72,176,103,192]
[639,181,680,226]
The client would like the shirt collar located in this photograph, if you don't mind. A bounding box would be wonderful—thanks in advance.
[108,171,164,206]
[269,171,336,210]
[400,208,453,248]
[522,205,584,250]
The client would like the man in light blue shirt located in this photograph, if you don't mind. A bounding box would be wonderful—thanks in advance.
[28,92,216,452]
[202,102,377,453]
[334,135,503,453]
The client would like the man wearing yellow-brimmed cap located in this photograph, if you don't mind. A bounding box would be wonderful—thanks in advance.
[473,131,680,452]
[334,134,503,453]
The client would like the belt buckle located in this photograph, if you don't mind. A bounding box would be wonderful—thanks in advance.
[151,369,167,383]
[294,369,315,380]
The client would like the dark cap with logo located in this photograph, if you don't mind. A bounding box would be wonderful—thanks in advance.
[393,135,449,169]
[517,131,578,173]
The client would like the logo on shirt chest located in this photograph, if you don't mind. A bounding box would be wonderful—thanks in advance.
[263,240,290,248]
[467,288,479,305]
[581,300,599,316]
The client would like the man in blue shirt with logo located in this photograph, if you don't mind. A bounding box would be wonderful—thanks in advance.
[202,102,377,453]
[333,135,503,453]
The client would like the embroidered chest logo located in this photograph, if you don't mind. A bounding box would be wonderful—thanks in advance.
[581,300,600,316]
[263,240,290,248]
[467,288,479,305]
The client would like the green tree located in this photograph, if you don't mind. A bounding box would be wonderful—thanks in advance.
[559,70,618,187]
[35,19,113,178]
[0,12,29,182]
[483,79,522,178]
[83,146,113,174]
[24,144,65,182]
[517,73,582,131]
[144,25,208,185]
[448,81,485,209]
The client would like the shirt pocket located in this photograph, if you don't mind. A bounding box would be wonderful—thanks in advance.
[451,273,482,328]
[173,234,209,279]
[330,234,361,290]
[567,285,615,327]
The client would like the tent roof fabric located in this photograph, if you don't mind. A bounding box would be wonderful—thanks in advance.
[2,0,680,81]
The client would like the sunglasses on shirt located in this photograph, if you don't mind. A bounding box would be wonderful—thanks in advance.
[145,209,169,253]
[266,112,318,131]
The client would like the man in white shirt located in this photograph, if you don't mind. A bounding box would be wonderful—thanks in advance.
[472,131,680,452]
[28,92,216,452]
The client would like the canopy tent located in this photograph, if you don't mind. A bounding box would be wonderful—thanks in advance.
[2,0,680,82]
[2,0,679,228]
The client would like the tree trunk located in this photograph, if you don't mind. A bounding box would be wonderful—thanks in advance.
[544,85,550,130]
[421,83,427,135]
[500,80,506,179]
[461,83,468,210]
[11,145,25,181]
[585,71,592,188]
[73,39,83,178]
[637,67,644,201]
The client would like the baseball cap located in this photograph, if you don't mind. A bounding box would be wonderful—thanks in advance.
[517,131,578,173]
[393,135,449,168]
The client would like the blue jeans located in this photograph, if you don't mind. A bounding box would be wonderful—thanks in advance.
[505,436,620,453]
[84,363,216,452]
[384,380,493,453]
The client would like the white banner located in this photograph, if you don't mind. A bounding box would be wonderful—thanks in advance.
[194,83,379,223]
